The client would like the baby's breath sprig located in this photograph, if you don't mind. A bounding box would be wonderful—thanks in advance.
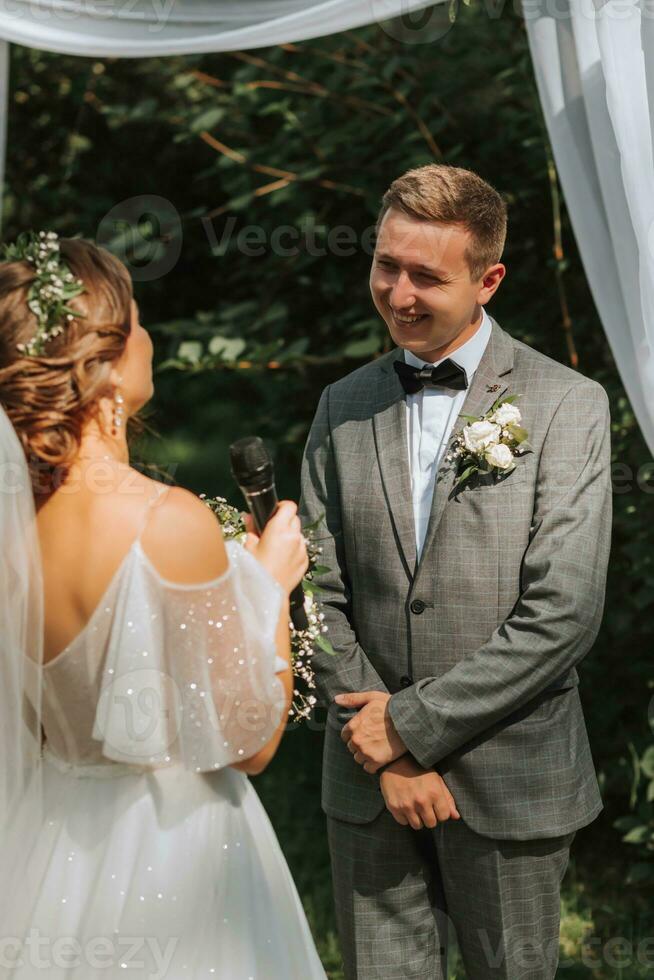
[201,494,247,540]
[201,495,334,722]
[1,231,86,356]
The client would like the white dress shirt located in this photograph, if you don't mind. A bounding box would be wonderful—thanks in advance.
[404,308,492,559]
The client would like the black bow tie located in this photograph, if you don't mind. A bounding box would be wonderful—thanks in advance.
[393,358,469,395]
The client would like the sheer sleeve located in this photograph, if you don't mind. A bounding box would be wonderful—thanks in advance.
[92,540,288,771]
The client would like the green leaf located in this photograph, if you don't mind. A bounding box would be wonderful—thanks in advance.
[189,107,225,133]
[622,825,651,844]
[303,581,328,596]
[507,424,529,443]
[302,514,326,534]
[614,816,643,831]
[626,862,654,884]
[453,464,477,489]
[311,564,331,577]
[315,635,337,656]
[207,336,246,360]
[641,746,654,778]
[177,341,203,363]
[282,337,310,358]
[344,334,382,358]
[488,393,520,415]
[68,133,92,154]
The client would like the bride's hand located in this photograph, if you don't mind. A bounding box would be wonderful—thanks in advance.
[242,501,309,595]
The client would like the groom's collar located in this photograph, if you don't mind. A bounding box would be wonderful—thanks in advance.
[403,307,492,380]
[377,314,515,380]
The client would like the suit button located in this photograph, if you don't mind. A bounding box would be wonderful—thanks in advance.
[400,674,413,688]
[410,599,426,615]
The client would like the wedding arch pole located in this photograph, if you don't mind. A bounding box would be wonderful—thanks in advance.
[0,39,7,236]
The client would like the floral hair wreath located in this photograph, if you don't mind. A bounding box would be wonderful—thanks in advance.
[0,230,86,356]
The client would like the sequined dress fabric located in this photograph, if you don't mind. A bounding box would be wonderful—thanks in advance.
[7,537,326,979]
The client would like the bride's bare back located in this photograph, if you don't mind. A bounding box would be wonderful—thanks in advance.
[37,464,228,665]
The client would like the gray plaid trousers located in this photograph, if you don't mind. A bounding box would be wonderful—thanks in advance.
[327,808,575,980]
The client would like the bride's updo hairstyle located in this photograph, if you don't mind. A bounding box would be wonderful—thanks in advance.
[0,238,133,497]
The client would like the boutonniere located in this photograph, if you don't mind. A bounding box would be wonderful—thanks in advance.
[447,394,532,491]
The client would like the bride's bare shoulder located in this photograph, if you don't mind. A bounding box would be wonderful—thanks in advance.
[141,482,229,585]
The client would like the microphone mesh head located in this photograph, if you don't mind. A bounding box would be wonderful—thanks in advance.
[229,437,273,488]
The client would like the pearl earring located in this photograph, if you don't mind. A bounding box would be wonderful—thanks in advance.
[111,376,125,438]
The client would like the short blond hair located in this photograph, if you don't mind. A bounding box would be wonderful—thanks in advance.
[377,164,508,280]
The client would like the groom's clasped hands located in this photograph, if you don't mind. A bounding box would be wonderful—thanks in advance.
[335,690,405,771]
[335,691,461,830]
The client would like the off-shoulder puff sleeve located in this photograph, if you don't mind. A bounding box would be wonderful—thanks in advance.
[92,540,288,771]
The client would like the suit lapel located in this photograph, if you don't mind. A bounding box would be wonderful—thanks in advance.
[414,318,516,577]
[372,353,417,577]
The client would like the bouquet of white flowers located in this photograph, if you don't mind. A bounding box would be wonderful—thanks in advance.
[201,496,334,722]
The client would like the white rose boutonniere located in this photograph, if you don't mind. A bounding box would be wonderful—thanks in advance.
[463,419,501,454]
[448,394,531,490]
[485,442,515,471]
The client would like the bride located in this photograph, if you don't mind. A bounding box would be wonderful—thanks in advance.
[0,232,327,978]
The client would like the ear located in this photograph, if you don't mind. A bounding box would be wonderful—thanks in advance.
[476,263,506,305]
[108,365,124,388]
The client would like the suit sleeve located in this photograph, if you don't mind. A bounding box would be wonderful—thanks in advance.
[388,379,612,769]
[300,385,390,706]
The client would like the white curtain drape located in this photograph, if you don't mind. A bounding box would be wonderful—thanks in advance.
[525,0,654,455]
[0,0,437,55]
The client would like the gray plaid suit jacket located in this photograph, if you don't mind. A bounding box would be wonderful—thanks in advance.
[299,317,611,840]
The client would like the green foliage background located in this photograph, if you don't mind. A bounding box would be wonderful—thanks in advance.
[4,4,653,975]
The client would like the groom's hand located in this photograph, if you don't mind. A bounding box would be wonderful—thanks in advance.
[380,756,461,830]
[335,691,407,772]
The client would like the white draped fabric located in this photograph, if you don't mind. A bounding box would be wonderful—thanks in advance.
[0,0,437,55]
[0,0,651,453]
[525,0,654,454]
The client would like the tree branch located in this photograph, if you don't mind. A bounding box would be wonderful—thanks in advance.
[199,131,365,213]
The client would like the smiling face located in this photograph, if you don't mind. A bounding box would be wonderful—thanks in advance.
[370,207,506,363]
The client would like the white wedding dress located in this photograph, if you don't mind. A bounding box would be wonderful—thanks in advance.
[4,486,326,980]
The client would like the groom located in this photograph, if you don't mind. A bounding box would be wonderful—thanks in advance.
[299,164,612,979]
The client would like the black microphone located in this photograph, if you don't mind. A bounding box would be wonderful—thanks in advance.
[230,436,309,632]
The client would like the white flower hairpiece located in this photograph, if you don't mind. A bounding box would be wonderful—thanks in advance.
[0,230,86,356]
